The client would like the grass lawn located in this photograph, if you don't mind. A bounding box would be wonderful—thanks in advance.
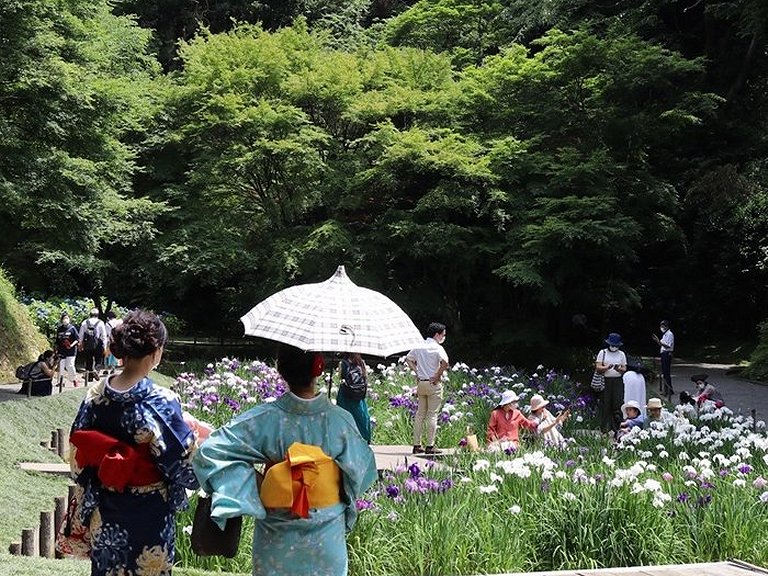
[0,390,83,548]
[0,371,248,576]
[0,555,247,576]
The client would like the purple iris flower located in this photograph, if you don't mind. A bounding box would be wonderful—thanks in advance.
[356,498,375,511]
[385,484,400,499]
[697,495,712,507]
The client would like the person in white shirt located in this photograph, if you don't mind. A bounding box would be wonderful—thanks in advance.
[529,394,569,448]
[406,322,449,455]
[652,319,675,399]
[595,332,627,433]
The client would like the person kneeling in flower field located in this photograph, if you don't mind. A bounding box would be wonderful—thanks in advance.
[616,400,645,441]
[486,390,537,451]
[680,374,725,410]
[645,397,675,427]
[529,394,570,448]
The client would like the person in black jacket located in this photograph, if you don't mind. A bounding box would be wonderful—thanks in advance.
[56,312,80,387]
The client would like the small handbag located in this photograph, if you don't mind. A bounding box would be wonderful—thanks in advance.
[590,350,607,392]
[55,487,91,559]
[190,494,242,558]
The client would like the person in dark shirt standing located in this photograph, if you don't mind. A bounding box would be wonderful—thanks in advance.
[79,308,107,381]
[56,312,80,387]
[652,320,675,400]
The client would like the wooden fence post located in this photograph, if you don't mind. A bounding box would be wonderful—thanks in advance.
[40,511,54,558]
[56,428,68,460]
[54,496,67,534]
[21,527,38,556]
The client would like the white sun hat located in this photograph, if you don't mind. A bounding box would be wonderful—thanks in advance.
[496,390,519,408]
[621,399,642,418]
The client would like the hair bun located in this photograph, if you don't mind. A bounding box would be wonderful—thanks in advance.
[109,310,168,360]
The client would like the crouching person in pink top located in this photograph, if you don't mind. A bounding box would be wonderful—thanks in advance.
[486,390,537,452]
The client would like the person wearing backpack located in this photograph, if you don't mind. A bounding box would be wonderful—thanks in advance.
[336,353,371,443]
[16,350,56,396]
[79,308,107,381]
[56,312,81,387]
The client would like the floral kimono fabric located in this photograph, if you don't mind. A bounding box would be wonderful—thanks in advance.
[68,376,198,576]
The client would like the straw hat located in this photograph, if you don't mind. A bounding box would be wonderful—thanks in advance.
[621,399,642,418]
[529,394,549,411]
[646,398,663,410]
[496,390,519,408]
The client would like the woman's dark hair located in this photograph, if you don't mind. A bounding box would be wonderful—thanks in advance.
[345,352,365,371]
[106,310,116,320]
[277,344,318,390]
[110,310,168,359]
[39,350,55,362]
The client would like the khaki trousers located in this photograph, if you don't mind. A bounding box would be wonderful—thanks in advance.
[413,379,443,446]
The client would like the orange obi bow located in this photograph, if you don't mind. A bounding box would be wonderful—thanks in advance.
[260,442,341,518]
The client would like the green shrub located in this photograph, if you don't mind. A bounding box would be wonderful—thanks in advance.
[745,320,768,380]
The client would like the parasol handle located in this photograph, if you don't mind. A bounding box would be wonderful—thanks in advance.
[339,325,356,345]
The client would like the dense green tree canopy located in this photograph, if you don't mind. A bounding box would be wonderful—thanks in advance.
[1,0,766,363]
[0,0,167,309]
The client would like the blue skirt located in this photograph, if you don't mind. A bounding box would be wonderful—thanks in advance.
[336,393,371,443]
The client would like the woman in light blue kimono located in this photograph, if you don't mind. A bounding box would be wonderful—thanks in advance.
[193,344,378,576]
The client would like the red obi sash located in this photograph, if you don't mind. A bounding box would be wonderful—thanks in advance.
[70,430,162,491]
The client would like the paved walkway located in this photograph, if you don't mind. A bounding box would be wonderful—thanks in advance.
[0,379,86,402]
[652,360,768,421]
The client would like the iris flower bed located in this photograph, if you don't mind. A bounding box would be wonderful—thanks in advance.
[172,358,768,574]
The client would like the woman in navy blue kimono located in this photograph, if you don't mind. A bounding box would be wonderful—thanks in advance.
[67,310,199,576]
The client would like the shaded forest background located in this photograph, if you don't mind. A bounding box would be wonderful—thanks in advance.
[1,0,766,365]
